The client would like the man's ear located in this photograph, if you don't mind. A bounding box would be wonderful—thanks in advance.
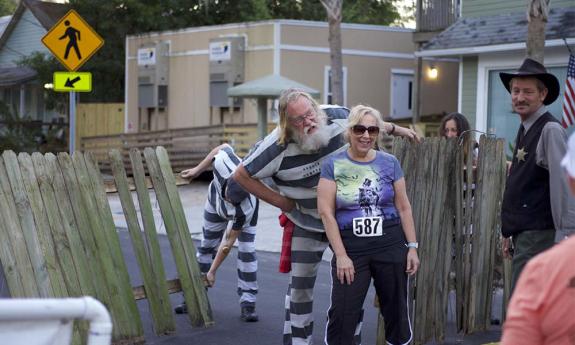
[540,87,548,103]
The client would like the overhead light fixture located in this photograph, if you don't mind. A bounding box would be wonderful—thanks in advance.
[428,65,438,80]
[44,83,54,89]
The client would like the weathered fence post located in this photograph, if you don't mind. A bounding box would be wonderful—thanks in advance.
[387,136,506,344]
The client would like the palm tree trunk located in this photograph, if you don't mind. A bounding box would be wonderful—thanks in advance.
[328,15,344,105]
[320,0,344,105]
[526,0,550,63]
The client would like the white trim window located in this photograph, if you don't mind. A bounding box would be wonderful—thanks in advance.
[324,66,348,106]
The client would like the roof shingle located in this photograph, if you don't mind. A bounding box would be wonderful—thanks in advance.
[421,7,575,51]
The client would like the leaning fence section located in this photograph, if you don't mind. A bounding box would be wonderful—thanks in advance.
[389,136,506,344]
[0,147,213,344]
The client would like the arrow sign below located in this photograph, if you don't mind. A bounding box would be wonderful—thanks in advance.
[53,71,92,92]
[65,76,82,88]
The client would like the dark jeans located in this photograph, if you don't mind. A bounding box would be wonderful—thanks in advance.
[511,229,555,295]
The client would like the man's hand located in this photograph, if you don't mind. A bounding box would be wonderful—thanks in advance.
[393,125,421,143]
[180,167,201,180]
[279,196,296,213]
[502,237,512,259]
[205,271,215,287]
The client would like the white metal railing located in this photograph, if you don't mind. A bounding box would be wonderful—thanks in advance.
[0,297,112,345]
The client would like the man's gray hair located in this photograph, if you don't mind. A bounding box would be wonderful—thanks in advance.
[277,88,324,145]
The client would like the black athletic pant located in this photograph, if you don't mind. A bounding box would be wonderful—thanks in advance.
[325,245,412,345]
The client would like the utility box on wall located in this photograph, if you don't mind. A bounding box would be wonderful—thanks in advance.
[209,37,245,107]
[138,41,169,108]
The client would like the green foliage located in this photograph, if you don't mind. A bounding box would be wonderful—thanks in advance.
[59,0,403,102]
[0,98,68,154]
[267,0,326,21]
[0,0,16,17]
[343,0,400,26]
[17,52,67,113]
[195,0,272,25]
[267,0,402,24]
[396,0,415,27]
[0,101,42,153]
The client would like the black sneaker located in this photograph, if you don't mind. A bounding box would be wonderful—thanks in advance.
[240,306,259,322]
[174,302,188,314]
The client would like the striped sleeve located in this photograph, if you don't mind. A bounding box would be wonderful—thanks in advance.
[320,154,335,181]
[242,128,286,179]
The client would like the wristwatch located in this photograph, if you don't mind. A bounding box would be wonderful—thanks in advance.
[407,242,419,249]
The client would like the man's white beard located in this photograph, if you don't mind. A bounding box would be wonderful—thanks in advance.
[294,120,331,152]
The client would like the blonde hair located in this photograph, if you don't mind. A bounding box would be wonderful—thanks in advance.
[277,88,323,145]
[344,105,385,145]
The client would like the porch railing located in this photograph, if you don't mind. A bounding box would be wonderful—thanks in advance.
[416,0,459,33]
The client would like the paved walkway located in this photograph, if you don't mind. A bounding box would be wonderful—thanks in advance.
[110,181,286,253]
[108,181,502,344]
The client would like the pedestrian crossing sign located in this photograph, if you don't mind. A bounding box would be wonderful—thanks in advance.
[41,10,104,71]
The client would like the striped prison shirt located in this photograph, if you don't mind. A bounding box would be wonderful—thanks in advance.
[209,144,258,230]
[242,105,349,232]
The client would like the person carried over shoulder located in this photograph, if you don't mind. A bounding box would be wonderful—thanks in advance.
[177,143,259,322]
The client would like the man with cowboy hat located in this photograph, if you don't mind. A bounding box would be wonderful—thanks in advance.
[500,57,575,295]
[500,133,575,344]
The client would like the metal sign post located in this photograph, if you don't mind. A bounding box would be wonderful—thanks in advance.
[69,91,76,153]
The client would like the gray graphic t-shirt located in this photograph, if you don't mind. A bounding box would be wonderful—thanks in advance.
[321,150,406,255]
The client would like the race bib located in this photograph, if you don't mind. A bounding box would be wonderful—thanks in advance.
[352,217,383,237]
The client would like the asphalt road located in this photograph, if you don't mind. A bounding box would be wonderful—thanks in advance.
[118,230,501,345]
[119,230,379,345]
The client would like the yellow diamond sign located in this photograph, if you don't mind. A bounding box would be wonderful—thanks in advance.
[42,10,104,71]
[53,72,92,92]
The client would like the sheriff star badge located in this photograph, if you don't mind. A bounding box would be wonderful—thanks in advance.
[516,147,528,162]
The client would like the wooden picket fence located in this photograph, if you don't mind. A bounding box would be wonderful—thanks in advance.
[376,135,507,344]
[0,147,212,344]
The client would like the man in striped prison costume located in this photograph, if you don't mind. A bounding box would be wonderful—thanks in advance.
[175,143,259,322]
[234,89,418,344]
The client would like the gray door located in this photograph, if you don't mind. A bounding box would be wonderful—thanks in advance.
[391,73,413,119]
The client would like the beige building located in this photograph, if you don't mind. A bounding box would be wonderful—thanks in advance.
[125,19,458,133]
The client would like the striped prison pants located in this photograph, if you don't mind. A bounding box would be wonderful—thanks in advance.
[284,225,362,345]
[196,199,258,307]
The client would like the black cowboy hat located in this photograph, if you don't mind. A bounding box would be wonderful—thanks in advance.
[499,58,560,105]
